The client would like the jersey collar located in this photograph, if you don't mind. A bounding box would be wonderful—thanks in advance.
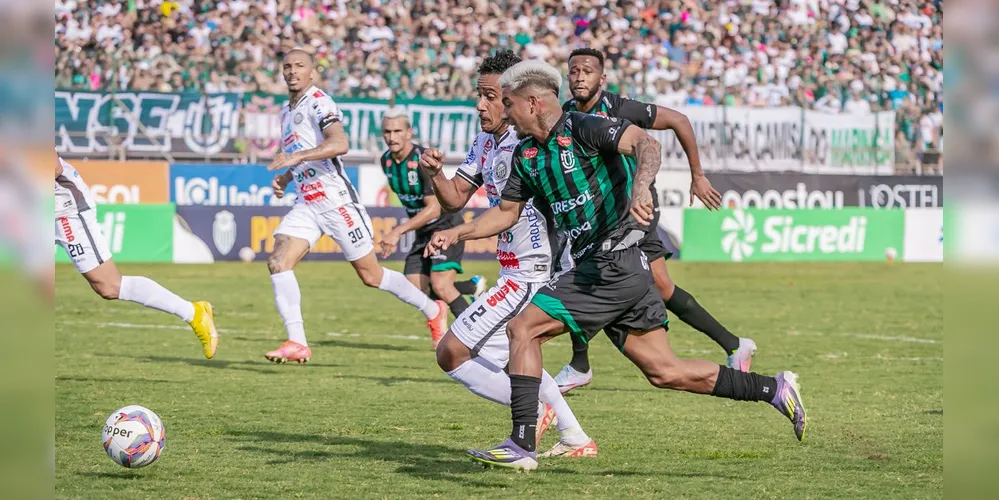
[571,90,605,115]
[543,112,570,144]
[287,86,318,110]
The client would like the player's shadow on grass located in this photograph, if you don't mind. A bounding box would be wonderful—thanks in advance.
[77,471,144,480]
[228,430,509,488]
[57,376,177,384]
[97,353,343,374]
[228,336,425,352]
[330,374,454,387]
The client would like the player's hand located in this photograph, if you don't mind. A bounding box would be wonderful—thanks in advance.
[630,189,655,226]
[424,228,460,258]
[419,147,445,177]
[268,152,300,171]
[272,174,290,199]
[690,174,722,210]
[379,230,401,259]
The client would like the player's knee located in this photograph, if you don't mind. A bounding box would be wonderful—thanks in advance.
[645,367,683,389]
[435,333,467,372]
[429,275,454,297]
[357,267,382,288]
[505,317,531,343]
[267,254,290,274]
[91,280,119,300]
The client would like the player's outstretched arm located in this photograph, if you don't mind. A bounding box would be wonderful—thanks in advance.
[420,146,478,212]
[423,200,524,257]
[650,106,720,209]
[617,125,661,225]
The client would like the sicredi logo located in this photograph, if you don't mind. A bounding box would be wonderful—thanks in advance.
[720,210,868,261]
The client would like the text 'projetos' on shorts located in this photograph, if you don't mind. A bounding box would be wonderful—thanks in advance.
[55,209,112,274]
[531,245,669,351]
[450,276,540,368]
[273,203,374,262]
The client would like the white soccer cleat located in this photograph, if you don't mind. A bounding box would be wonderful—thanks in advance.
[471,275,488,299]
[554,364,592,394]
[540,439,599,458]
[726,338,757,372]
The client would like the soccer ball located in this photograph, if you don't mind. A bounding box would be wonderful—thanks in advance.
[238,246,256,263]
[102,405,165,468]
[884,247,898,263]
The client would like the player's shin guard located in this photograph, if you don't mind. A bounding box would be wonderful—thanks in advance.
[509,374,541,452]
[378,267,438,319]
[119,276,195,323]
[710,366,778,402]
[665,286,740,354]
[271,270,307,346]
[446,357,511,405]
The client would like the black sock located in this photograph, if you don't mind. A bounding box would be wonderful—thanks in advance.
[454,279,477,295]
[665,286,741,354]
[711,366,777,402]
[568,333,590,373]
[448,296,469,316]
[509,374,541,452]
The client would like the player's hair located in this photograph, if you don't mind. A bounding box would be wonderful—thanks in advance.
[382,107,411,128]
[498,60,562,95]
[478,50,522,76]
[569,48,605,68]
[282,48,314,64]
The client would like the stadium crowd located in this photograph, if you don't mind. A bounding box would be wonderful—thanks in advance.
[54,0,943,162]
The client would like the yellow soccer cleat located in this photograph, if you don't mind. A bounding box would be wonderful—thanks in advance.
[189,301,219,359]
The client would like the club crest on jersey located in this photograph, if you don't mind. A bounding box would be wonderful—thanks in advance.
[494,159,509,180]
[560,149,577,173]
[557,136,572,148]
[523,147,538,159]
[294,112,304,124]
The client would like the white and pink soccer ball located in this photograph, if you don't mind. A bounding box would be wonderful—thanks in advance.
[102,405,165,469]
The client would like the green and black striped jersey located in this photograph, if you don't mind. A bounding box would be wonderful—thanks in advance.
[501,112,641,262]
[380,144,460,235]
[562,90,657,128]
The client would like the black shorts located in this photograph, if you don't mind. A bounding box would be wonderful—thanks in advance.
[531,245,668,350]
[639,182,673,262]
[404,236,465,276]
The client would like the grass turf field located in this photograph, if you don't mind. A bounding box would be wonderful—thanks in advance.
[56,261,942,499]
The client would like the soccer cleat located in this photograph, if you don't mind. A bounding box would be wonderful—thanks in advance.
[264,340,312,364]
[466,438,538,471]
[536,403,557,446]
[189,301,219,359]
[540,439,599,458]
[771,371,807,441]
[427,299,448,348]
[727,338,757,372]
[554,364,592,394]
[471,275,488,299]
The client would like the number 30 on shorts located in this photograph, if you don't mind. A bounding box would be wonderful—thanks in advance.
[348,227,364,244]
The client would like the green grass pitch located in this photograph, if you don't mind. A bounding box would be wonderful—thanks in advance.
[56,261,942,499]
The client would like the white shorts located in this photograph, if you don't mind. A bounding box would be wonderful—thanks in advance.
[55,209,112,274]
[451,276,541,368]
[274,203,374,262]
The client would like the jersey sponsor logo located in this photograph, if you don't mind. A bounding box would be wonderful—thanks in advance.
[484,139,493,154]
[525,206,544,249]
[500,144,515,152]
[560,149,577,173]
[397,192,423,203]
[534,264,548,272]
[523,147,538,159]
[283,133,299,147]
[608,126,620,141]
[498,230,514,244]
[646,104,653,118]
[59,216,75,243]
[497,250,520,269]
[566,220,593,241]
[557,136,572,147]
[602,95,612,109]
[595,111,608,117]
[485,182,499,198]
[313,90,325,98]
[294,168,316,183]
[486,279,520,306]
[385,159,392,167]
[571,240,596,260]
[407,161,418,170]
[301,181,328,203]
[337,205,355,228]
[551,191,593,215]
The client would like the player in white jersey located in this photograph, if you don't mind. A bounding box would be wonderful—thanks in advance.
[420,51,596,459]
[54,155,219,359]
[262,49,448,364]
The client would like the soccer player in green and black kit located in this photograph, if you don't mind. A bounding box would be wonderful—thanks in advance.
[377,109,485,341]
[555,48,757,393]
[426,61,806,470]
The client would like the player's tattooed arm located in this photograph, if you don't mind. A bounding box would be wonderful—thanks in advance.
[423,200,524,257]
[617,125,660,225]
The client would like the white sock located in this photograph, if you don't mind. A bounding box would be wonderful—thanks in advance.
[446,357,511,405]
[271,271,307,346]
[540,370,590,445]
[378,267,439,319]
[119,276,195,323]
